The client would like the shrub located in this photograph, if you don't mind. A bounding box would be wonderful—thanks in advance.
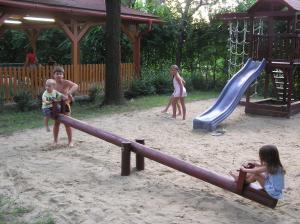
[88,85,103,102]
[13,89,35,111]
[125,78,156,99]
[191,73,206,90]
[151,73,172,94]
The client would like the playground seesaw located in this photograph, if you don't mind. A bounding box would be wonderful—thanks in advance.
[52,104,278,208]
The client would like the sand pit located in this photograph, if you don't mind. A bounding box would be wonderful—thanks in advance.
[0,99,300,224]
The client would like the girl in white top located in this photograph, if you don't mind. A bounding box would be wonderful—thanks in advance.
[170,65,187,120]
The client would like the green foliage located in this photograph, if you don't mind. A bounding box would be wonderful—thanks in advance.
[37,29,71,65]
[13,88,35,111]
[125,78,156,99]
[88,85,103,102]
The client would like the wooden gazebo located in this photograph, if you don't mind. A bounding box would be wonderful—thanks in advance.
[219,0,300,117]
[0,0,161,102]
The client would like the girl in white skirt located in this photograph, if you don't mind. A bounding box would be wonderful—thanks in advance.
[170,65,187,120]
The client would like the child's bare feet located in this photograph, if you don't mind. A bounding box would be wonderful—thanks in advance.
[161,109,167,113]
[46,126,51,132]
[68,142,74,147]
[229,171,239,182]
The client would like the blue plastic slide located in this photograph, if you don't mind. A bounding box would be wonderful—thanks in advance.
[193,58,267,131]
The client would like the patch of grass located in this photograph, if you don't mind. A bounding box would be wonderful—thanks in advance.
[0,90,218,135]
[0,195,55,224]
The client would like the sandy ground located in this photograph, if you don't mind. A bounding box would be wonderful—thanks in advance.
[0,99,300,224]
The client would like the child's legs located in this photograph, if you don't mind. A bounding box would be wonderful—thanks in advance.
[176,100,182,115]
[162,96,173,112]
[172,97,179,118]
[53,120,60,143]
[42,108,52,131]
[64,112,73,146]
[246,173,265,187]
[179,97,186,119]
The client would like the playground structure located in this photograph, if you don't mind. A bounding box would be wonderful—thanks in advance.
[53,102,278,208]
[219,0,300,118]
[194,0,300,130]
[193,58,266,130]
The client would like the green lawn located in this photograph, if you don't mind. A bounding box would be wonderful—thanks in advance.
[0,91,219,136]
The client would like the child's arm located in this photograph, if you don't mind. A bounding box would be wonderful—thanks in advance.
[241,165,266,174]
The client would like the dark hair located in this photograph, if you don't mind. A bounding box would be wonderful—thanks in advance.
[259,145,285,174]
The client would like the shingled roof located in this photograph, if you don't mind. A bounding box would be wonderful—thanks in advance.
[0,0,161,23]
[248,0,300,12]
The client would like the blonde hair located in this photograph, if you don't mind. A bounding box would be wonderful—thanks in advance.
[45,79,56,87]
[170,64,180,71]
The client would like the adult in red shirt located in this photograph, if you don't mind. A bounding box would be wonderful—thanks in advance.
[24,48,38,68]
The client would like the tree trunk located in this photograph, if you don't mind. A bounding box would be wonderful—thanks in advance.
[103,0,124,105]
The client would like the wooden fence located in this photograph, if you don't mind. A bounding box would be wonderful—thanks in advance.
[0,63,135,103]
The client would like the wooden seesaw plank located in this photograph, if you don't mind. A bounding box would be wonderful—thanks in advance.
[53,104,278,208]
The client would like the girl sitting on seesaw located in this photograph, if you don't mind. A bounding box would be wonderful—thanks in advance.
[230,145,285,199]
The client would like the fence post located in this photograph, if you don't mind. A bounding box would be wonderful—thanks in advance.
[135,139,145,171]
[121,142,131,176]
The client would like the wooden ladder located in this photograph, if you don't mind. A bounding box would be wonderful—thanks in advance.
[271,69,295,103]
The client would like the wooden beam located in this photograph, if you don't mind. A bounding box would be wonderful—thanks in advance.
[77,22,94,41]
[0,13,10,27]
[121,24,141,76]
[25,29,40,53]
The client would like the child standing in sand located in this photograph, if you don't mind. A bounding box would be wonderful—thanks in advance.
[161,77,186,116]
[52,66,78,147]
[230,145,285,199]
[42,79,63,132]
[169,65,187,120]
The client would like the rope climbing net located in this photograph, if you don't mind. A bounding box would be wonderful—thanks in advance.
[227,19,264,85]
[228,19,249,77]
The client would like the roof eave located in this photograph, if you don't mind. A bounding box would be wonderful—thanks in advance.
[0,0,162,24]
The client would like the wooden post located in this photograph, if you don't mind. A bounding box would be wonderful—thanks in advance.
[249,16,254,59]
[0,13,10,27]
[58,20,94,84]
[135,139,145,171]
[121,142,131,176]
[133,34,141,77]
[25,29,39,53]
[121,24,141,77]
[236,170,247,194]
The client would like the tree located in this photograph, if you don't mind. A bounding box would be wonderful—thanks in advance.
[121,0,137,8]
[166,0,220,66]
[103,0,124,105]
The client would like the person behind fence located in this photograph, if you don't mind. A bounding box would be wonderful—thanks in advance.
[52,66,79,147]
[169,65,187,120]
[24,47,38,68]
[42,79,63,132]
[230,145,285,200]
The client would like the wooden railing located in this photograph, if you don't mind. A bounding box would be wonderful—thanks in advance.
[251,34,300,62]
[0,63,135,103]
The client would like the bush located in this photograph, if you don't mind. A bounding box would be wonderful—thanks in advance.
[191,73,206,90]
[88,85,103,102]
[125,78,156,99]
[151,72,172,94]
[13,89,35,111]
